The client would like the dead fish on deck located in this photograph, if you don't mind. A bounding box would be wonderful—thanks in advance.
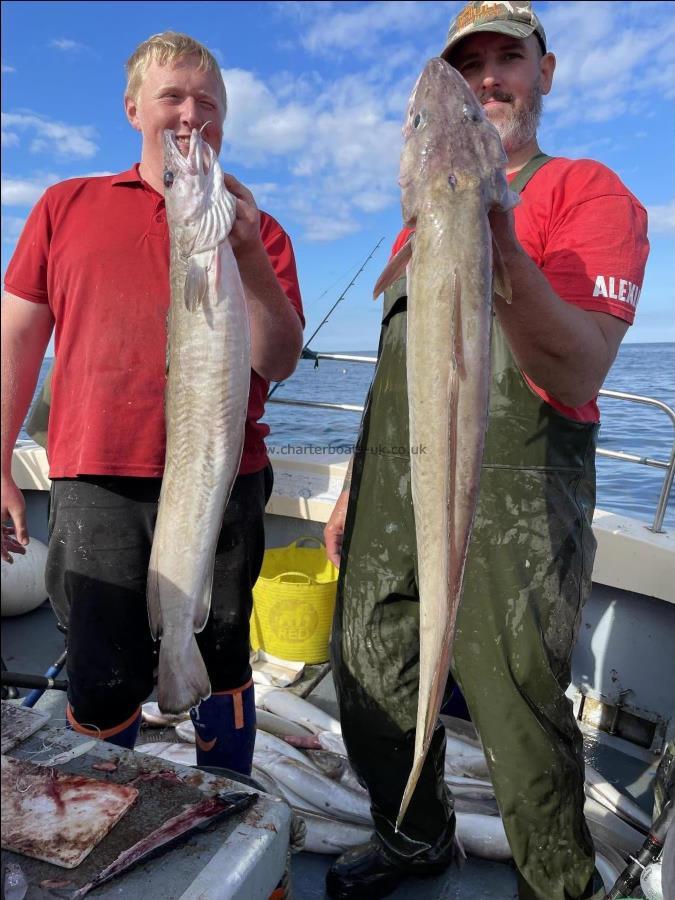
[300,812,373,855]
[373,58,518,829]
[148,127,251,714]
[254,751,373,826]
[256,708,315,740]
[261,689,343,735]
[141,701,190,727]
[255,727,321,768]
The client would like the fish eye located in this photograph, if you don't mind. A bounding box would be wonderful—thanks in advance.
[412,108,428,130]
[463,104,482,123]
[163,170,174,188]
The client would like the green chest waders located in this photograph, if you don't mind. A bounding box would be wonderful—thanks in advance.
[330,155,601,899]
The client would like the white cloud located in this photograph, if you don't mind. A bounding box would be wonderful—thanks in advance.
[222,68,313,157]
[1,170,117,210]
[221,66,403,241]
[293,1,453,59]
[300,215,361,242]
[2,62,16,74]
[1,215,26,244]
[1,113,98,159]
[647,201,675,237]
[246,182,280,209]
[278,0,675,132]
[1,131,19,148]
[50,38,87,52]
[550,136,620,159]
[541,1,675,128]
[251,0,674,244]
[1,173,61,206]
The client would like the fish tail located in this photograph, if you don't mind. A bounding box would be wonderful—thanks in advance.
[156,631,211,715]
[395,752,427,831]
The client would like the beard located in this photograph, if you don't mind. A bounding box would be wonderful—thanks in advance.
[480,82,543,154]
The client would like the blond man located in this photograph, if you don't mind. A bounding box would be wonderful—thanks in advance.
[1,32,304,765]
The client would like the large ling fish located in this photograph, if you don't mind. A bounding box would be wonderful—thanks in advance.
[374,58,518,828]
[147,128,251,714]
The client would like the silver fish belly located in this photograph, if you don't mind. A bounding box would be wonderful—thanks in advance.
[377,58,517,828]
[147,129,251,714]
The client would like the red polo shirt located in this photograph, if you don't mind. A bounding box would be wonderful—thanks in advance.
[4,165,304,477]
[390,157,649,422]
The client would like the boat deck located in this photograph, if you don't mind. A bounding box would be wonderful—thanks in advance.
[2,601,659,899]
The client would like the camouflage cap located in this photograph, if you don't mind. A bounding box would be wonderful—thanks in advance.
[441,1,547,60]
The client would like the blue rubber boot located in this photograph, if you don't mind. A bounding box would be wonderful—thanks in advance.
[67,704,142,749]
[190,680,256,776]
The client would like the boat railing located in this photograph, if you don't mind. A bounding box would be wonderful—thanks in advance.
[268,352,675,534]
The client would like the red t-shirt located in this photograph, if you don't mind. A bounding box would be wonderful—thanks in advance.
[4,165,304,478]
[389,157,649,422]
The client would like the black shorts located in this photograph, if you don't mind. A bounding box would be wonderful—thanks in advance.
[45,466,273,729]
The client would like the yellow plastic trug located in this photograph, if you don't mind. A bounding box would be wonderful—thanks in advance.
[250,537,338,664]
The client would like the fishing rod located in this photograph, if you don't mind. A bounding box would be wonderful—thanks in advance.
[268,236,384,399]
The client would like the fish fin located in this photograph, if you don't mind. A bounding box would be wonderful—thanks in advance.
[396,752,427,831]
[500,185,520,212]
[156,633,211,715]
[372,237,413,299]
[193,565,214,634]
[451,268,465,378]
[147,557,163,640]
[491,233,512,304]
[185,256,210,311]
[165,311,171,375]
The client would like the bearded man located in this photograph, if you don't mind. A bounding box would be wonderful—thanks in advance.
[323,3,649,899]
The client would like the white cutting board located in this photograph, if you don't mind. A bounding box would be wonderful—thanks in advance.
[1,755,138,868]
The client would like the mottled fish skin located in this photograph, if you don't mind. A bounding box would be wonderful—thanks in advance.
[393,58,517,829]
[147,128,251,714]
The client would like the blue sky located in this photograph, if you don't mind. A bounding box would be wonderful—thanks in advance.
[2,0,674,351]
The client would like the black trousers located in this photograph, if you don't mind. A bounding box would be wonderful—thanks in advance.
[45,467,273,729]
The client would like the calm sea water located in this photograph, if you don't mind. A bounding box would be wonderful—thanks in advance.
[23,342,675,529]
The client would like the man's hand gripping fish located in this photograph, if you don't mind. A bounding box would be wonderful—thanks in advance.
[147,128,251,714]
[374,58,518,829]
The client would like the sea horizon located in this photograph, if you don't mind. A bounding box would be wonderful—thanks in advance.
[40,339,675,361]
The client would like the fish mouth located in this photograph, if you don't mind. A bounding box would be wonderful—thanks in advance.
[163,129,214,178]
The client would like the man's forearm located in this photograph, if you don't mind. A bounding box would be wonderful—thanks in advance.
[236,243,303,382]
[494,241,626,408]
[1,344,48,475]
[1,297,54,477]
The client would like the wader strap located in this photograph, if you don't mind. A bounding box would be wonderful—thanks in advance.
[509,152,554,196]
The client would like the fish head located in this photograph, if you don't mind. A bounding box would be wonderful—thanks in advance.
[399,57,511,225]
[162,128,236,255]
